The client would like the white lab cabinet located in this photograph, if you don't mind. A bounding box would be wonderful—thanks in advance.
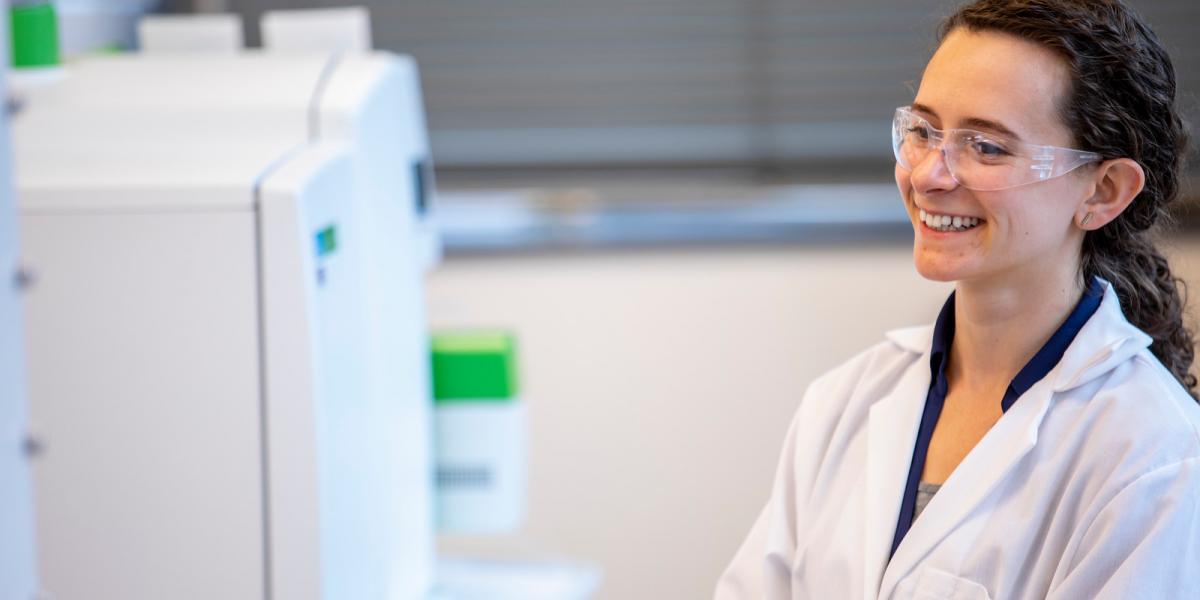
[20,155,270,599]
[14,46,437,599]
[14,51,440,269]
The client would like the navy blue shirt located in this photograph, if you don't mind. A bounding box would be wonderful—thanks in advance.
[888,277,1105,558]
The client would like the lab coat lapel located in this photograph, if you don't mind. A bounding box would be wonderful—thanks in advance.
[863,354,931,600]
[1052,282,1150,392]
[878,366,1056,598]
[869,281,1145,598]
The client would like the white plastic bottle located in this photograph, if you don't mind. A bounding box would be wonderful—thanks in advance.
[431,330,527,533]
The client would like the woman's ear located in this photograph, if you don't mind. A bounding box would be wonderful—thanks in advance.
[1077,158,1145,230]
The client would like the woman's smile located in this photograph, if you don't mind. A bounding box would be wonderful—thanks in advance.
[918,208,984,233]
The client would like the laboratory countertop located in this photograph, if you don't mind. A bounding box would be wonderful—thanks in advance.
[436,175,1200,254]
[436,182,912,253]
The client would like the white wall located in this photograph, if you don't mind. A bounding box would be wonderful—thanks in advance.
[429,237,1200,600]
[428,243,951,599]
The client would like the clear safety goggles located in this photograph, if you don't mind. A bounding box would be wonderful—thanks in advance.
[891,106,1102,191]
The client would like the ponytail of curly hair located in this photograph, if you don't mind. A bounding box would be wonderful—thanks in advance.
[941,0,1198,399]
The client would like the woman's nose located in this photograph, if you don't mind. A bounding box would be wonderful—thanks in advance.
[909,147,960,194]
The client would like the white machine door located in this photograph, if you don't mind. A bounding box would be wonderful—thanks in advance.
[0,35,40,600]
[259,143,429,600]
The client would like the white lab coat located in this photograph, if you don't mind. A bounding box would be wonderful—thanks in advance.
[716,282,1200,599]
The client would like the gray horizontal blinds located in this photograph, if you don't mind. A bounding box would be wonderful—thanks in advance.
[227,0,1199,169]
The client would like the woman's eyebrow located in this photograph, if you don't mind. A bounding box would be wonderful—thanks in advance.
[910,102,1023,141]
[910,102,939,119]
[960,116,1022,141]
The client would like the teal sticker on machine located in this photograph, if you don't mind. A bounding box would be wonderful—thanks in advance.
[315,225,337,258]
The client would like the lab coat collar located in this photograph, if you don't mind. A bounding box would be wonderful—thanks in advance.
[885,324,935,355]
[871,279,1149,598]
[1050,280,1151,392]
[883,280,1149,394]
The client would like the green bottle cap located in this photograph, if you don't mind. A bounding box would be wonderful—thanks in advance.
[431,330,519,403]
[10,3,59,69]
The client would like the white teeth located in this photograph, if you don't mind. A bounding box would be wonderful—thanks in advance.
[919,208,983,232]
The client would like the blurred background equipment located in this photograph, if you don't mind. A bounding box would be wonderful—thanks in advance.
[430,330,605,598]
[54,0,160,56]
[435,556,601,600]
[432,330,527,534]
[137,12,244,54]
[11,7,438,599]
[0,11,40,600]
[9,1,59,68]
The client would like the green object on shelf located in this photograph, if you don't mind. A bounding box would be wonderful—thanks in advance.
[431,330,519,403]
[10,3,59,68]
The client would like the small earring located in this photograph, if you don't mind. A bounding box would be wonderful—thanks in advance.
[1080,212,1094,228]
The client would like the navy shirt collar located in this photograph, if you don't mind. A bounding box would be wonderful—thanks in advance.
[928,292,955,400]
[891,276,1106,558]
[927,276,1105,413]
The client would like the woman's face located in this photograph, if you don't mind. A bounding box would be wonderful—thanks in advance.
[897,28,1091,286]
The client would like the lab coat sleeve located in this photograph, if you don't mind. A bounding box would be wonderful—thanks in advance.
[714,340,900,600]
[714,403,804,600]
[713,504,773,600]
[1048,456,1200,599]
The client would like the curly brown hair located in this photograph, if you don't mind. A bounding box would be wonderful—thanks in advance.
[940,0,1197,400]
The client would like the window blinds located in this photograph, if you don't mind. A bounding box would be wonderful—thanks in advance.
[228,0,1199,169]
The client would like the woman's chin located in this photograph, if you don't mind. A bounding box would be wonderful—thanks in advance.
[913,255,968,283]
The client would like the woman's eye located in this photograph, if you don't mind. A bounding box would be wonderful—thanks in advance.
[907,125,932,141]
[970,139,1010,157]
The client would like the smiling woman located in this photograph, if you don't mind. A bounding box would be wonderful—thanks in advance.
[716,1,1200,599]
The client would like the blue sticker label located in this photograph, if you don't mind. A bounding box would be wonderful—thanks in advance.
[315,225,337,258]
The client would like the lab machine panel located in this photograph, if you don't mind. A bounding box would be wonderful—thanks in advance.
[14,11,439,597]
[21,207,266,599]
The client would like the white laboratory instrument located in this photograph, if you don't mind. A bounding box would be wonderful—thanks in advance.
[13,12,438,600]
[261,7,372,54]
[431,330,528,534]
[0,16,40,600]
[137,13,244,55]
[435,557,602,600]
[56,0,158,56]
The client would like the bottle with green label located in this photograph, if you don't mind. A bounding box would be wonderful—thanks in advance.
[10,1,58,69]
[9,1,66,99]
[431,329,526,533]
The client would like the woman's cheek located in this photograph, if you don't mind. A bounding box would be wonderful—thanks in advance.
[894,164,911,197]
